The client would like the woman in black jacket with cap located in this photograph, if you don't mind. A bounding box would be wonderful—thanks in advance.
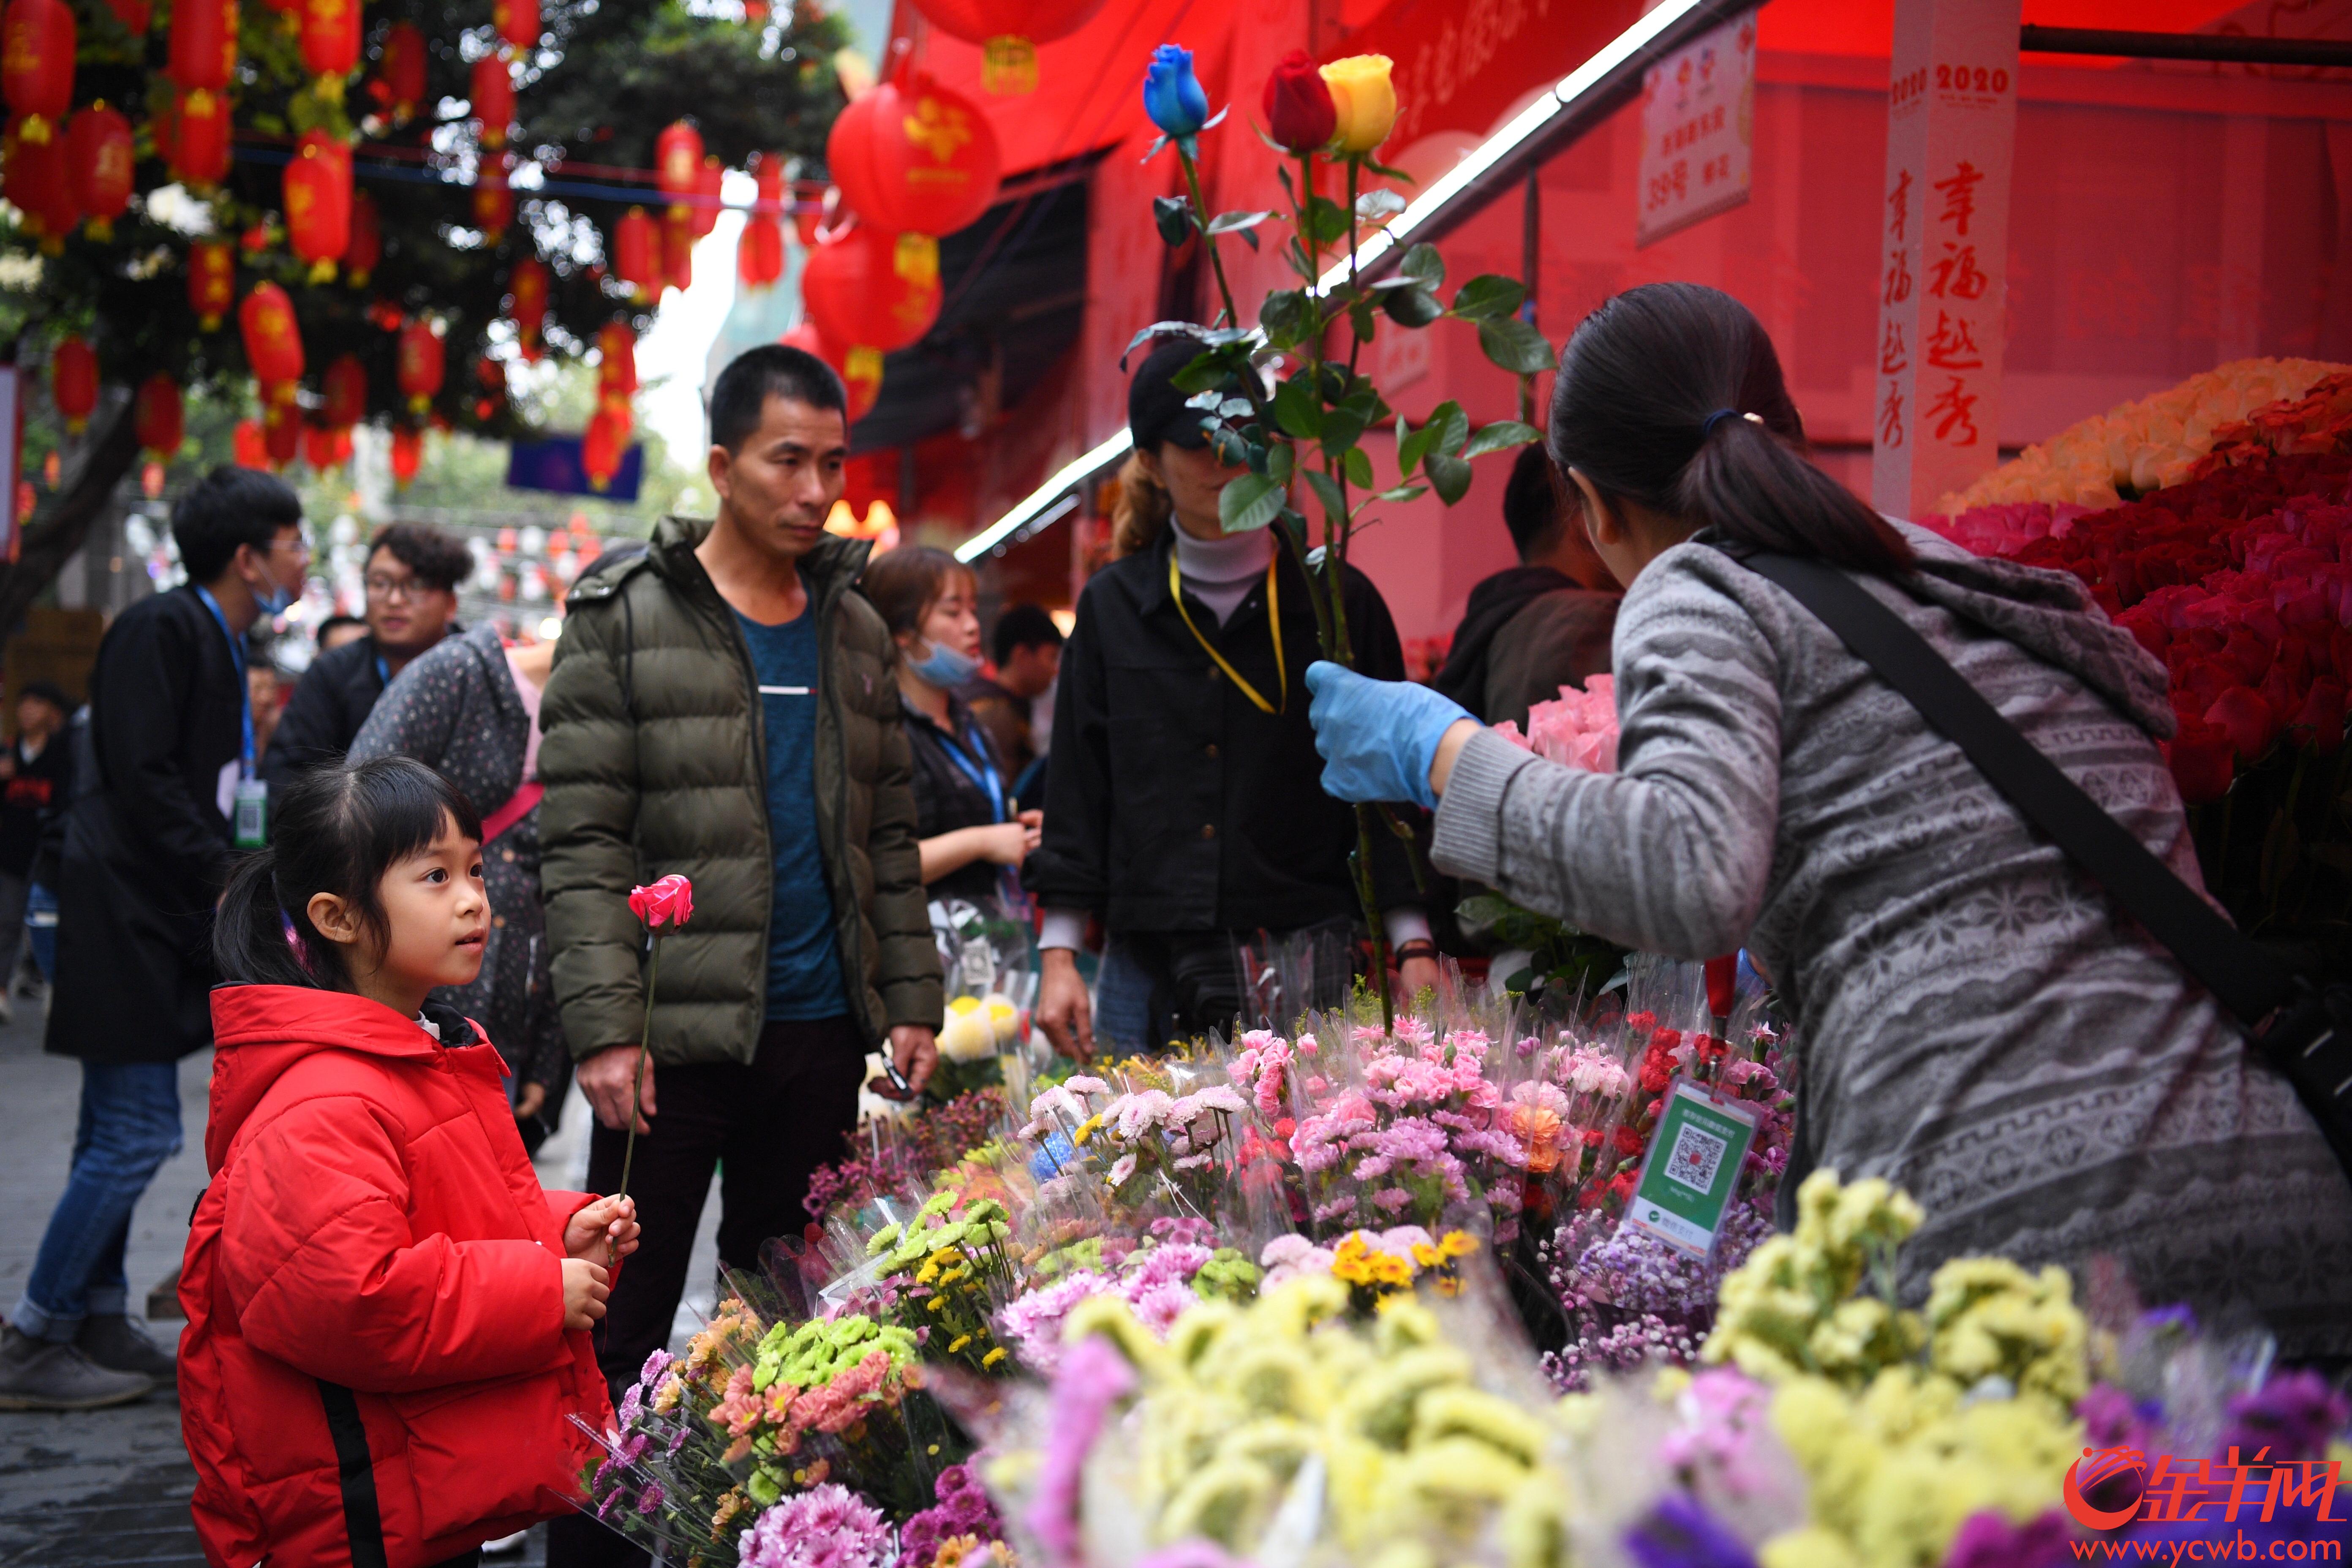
[1027,336,1439,1057]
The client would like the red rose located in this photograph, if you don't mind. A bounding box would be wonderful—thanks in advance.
[2291,678,2347,756]
[2204,685,2278,762]
[2165,719,2236,805]
[1613,1124,1645,1157]
[1261,50,1338,155]
[627,872,695,928]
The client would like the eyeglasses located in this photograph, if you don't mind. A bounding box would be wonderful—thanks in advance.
[364,574,438,602]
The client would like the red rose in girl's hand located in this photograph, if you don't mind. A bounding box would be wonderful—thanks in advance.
[2204,686,2278,763]
[1262,50,1338,155]
[628,873,695,929]
[2165,719,2236,805]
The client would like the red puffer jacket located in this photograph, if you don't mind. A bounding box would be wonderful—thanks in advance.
[179,985,615,1568]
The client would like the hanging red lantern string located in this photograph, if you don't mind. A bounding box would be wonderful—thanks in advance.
[50,334,96,433]
[737,152,785,289]
[827,67,1001,237]
[301,422,340,471]
[690,156,725,240]
[582,402,629,491]
[232,418,269,468]
[187,239,234,328]
[263,397,299,467]
[660,204,693,294]
[611,206,658,303]
[781,320,882,424]
[4,120,76,250]
[65,103,133,240]
[163,85,231,189]
[596,320,635,411]
[166,0,232,103]
[471,53,514,150]
[397,317,445,413]
[506,257,548,357]
[2,0,75,143]
[373,21,425,122]
[343,189,380,286]
[133,374,183,459]
[284,128,354,281]
[800,220,940,354]
[298,0,357,99]
[906,0,1108,95]
[240,282,305,391]
[654,120,701,221]
[322,351,366,428]
[474,150,514,241]
[389,423,422,487]
[473,353,504,421]
[101,0,149,38]
[493,0,537,54]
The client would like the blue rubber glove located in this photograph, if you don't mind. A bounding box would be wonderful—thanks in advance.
[1304,660,1473,810]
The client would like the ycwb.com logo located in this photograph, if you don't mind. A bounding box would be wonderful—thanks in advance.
[2063,1445,2345,1561]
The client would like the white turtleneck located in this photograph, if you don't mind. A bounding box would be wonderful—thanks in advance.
[1172,522,1274,626]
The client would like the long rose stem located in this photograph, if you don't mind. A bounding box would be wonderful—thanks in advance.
[612,934,659,1264]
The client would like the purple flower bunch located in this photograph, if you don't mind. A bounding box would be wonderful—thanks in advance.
[1540,1203,1773,1393]
[996,1238,1226,1372]
[738,1483,893,1568]
[895,1465,1005,1568]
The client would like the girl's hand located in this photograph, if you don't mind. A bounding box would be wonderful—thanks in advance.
[561,1258,610,1330]
[564,1195,640,1264]
[514,1081,548,1120]
[1017,808,1043,855]
[977,821,1031,866]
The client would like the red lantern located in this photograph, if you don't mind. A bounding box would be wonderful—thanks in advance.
[506,257,548,353]
[397,317,445,413]
[375,22,425,120]
[133,373,183,458]
[299,0,358,97]
[800,221,940,354]
[781,320,882,423]
[166,0,232,95]
[654,120,702,220]
[2,0,75,142]
[582,403,629,490]
[471,54,513,149]
[3,119,75,246]
[389,423,422,486]
[690,155,725,240]
[492,0,536,52]
[660,205,693,294]
[239,283,305,387]
[165,85,230,188]
[65,103,133,240]
[232,418,268,468]
[101,0,149,38]
[299,422,338,470]
[323,351,366,427]
[827,71,1001,238]
[343,190,380,285]
[284,128,354,280]
[905,0,1108,94]
[743,0,768,23]
[263,398,299,467]
[473,151,514,240]
[50,334,95,433]
[187,239,233,328]
[596,320,635,406]
[611,207,658,302]
[737,153,785,289]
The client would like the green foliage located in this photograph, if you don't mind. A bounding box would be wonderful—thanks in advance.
[1456,893,1627,1002]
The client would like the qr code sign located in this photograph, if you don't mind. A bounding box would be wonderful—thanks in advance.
[1664,1121,1728,1194]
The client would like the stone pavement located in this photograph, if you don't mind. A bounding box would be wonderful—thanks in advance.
[0,999,726,1568]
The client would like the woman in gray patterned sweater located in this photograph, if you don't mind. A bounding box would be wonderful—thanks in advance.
[1309,283,2352,1358]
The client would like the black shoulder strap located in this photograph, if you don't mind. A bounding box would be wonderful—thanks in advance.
[1738,551,2298,1024]
[316,1379,391,1568]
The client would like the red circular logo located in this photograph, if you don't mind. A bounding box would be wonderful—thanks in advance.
[2064,1446,2149,1531]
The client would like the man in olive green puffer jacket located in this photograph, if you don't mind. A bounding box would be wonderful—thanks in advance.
[536,347,941,1462]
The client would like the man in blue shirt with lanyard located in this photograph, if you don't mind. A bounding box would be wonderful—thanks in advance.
[0,467,310,1411]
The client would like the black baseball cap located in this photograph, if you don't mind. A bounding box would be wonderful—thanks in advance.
[1127,335,1215,453]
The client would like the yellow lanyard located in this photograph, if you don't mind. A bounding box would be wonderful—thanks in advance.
[1169,547,1286,715]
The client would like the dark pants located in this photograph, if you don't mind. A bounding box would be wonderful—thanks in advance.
[547,1016,867,1568]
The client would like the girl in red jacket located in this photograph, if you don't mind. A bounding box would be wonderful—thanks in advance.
[180,757,640,1568]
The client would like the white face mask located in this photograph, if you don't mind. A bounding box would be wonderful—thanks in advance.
[908,639,980,688]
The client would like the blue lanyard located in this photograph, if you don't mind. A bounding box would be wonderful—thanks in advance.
[935,723,1004,823]
[375,653,390,688]
[192,586,256,776]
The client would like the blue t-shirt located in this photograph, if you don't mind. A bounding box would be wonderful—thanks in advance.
[733,607,849,1021]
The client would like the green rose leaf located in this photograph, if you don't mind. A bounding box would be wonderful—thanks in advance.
[1259,289,1313,348]
[1206,210,1273,235]
[1153,196,1194,248]
[1219,471,1286,534]
[1348,298,1377,343]
[1381,287,1444,329]
[1271,376,1323,441]
[1428,400,1469,460]
[1476,316,1557,375]
[1217,397,1255,419]
[1266,442,1296,483]
[1397,242,1445,289]
[1303,470,1348,525]
[1306,194,1351,245]
[1372,483,1429,504]
[1343,445,1375,489]
[1450,274,1527,322]
[1122,321,1210,367]
[1355,188,1407,223]
[1462,419,1542,459]
[1425,451,1473,505]
[1320,403,1370,457]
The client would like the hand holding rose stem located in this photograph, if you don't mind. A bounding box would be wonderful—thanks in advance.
[615,874,693,1263]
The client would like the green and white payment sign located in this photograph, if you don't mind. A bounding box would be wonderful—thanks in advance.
[1623,1078,1761,1258]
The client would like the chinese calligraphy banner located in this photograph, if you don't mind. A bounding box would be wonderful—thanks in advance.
[1870,0,2018,519]
[1636,11,1756,249]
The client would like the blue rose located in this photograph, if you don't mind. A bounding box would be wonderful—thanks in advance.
[1142,44,1210,139]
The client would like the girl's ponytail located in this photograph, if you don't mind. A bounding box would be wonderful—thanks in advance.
[1549,282,1916,576]
[212,849,315,987]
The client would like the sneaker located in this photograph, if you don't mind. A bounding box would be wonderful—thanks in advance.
[481,1531,529,1555]
[78,1314,177,1380]
[0,1325,152,1410]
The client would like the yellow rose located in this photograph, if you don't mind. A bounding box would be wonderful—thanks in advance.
[1319,54,1397,154]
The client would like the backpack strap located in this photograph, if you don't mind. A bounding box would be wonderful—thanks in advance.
[316,1379,391,1568]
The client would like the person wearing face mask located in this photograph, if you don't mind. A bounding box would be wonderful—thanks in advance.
[1026,336,1440,1060]
[2,467,313,1411]
[860,547,1042,903]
